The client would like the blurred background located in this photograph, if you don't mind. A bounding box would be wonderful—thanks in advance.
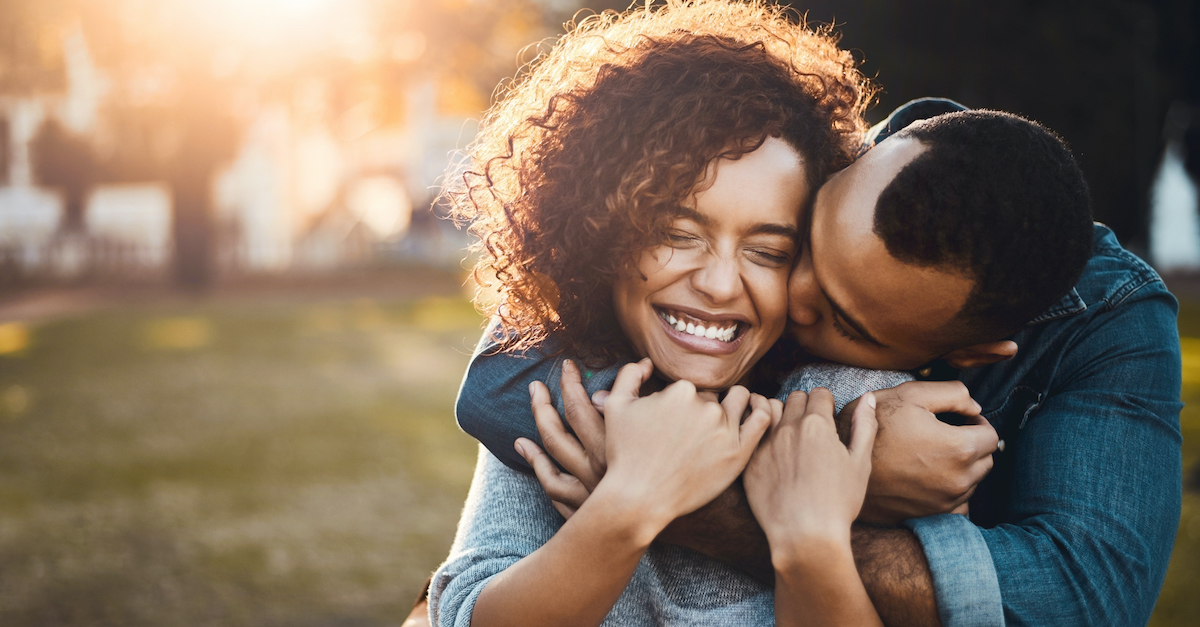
[0,0,1198,625]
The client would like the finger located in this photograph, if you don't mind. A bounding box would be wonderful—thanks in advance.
[738,393,773,454]
[551,500,578,520]
[591,390,609,413]
[720,386,751,427]
[957,419,1001,458]
[530,381,599,487]
[848,392,879,462]
[516,438,590,507]
[899,380,982,416]
[560,360,607,469]
[605,357,654,413]
[805,387,837,422]
[781,390,809,424]
[768,398,785,429]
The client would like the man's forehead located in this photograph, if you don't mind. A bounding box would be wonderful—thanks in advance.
[818,137,928,222]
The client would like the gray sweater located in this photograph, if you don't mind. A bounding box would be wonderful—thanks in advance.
[430,363,913,626]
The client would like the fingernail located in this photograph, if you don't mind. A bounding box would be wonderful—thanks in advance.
[563,359,575,374]
[865,393,876,409]
[514,440,526,456]
[528,382,537,398]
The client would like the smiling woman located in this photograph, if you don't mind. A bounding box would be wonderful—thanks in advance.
[430,1,874,626]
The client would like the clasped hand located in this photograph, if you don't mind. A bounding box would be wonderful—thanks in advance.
[521,358,772,532]
[518,361,998,530]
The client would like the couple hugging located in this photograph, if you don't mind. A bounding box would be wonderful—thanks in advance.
[426,1,1183,625]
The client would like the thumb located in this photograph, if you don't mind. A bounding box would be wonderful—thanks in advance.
[591,390,610,413]
[849,392,879,463]
[605,358,653,412]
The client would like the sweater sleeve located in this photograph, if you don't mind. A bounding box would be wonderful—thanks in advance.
[429,445,564,627]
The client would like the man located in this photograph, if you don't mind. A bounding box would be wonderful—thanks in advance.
[456,103,1183,625]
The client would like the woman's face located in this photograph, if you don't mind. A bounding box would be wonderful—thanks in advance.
[613,136,810,390]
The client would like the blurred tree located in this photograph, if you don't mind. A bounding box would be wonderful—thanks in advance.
[31,118,96,231]
[789,0,1199,249]
[543,0,1200,249]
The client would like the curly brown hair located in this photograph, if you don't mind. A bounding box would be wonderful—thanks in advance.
[449,0,874,365]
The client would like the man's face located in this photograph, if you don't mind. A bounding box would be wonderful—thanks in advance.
[787,137,976,371]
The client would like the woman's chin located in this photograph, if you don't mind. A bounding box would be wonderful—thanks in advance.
[652,355,749,392]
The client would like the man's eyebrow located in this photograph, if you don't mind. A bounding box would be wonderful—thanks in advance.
[827,295,887,347]
[674,207,799,241]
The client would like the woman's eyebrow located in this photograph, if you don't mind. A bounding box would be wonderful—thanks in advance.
[748,222,801,241]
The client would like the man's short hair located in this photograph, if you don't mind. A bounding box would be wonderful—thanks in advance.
[874,110,1094,345]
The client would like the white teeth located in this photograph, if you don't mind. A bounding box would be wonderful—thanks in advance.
[660,308,739,342]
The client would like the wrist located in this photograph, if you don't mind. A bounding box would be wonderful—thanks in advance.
[771,531,855,581]
[586,480,673,547]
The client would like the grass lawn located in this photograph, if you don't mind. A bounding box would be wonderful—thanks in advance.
[0,285,484,626]
[0,280,1197,625]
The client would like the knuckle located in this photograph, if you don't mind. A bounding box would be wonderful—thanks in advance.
[670,379,697,396]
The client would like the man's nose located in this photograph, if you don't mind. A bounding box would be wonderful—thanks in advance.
[692,256,742,303]
[787,266,820,326]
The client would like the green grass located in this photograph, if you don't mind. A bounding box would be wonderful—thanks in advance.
[0,288,1197,625]
[0,292,484,626]
[1150,301,1200,626]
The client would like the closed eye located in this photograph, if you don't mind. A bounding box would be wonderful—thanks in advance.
[830,312,862,342]
[666,231,701,247]
[747,248,793,267]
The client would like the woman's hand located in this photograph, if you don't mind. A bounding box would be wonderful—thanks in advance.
[557,358,772,535]
[744,388,878,561]
[744,388,883,627]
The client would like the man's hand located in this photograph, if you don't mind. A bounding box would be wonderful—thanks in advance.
[855,381,998,524]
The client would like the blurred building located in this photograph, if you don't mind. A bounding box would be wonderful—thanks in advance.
[0,25,472,284]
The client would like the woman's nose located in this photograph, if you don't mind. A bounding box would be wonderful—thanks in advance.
[691,257,743,303]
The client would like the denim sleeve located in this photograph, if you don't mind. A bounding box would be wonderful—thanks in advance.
[455,321,623,474]
[909,286,1183,626]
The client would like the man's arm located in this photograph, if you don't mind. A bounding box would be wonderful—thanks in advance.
[909,284,1182,626]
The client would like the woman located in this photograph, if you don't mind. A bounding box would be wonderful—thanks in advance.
[431,1,886,625]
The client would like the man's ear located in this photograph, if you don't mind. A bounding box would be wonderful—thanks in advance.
[942,340,1018,369]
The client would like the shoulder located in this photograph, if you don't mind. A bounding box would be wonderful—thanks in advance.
[1072,224,1173,313]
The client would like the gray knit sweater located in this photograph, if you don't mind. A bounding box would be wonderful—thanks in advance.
[430,363,913,626]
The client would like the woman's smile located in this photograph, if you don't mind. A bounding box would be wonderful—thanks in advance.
[654,306,745,353]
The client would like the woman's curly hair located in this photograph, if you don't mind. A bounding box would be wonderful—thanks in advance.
[448,0,874,365]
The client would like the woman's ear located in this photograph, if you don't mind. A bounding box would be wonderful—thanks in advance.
[942,340,1019,369]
